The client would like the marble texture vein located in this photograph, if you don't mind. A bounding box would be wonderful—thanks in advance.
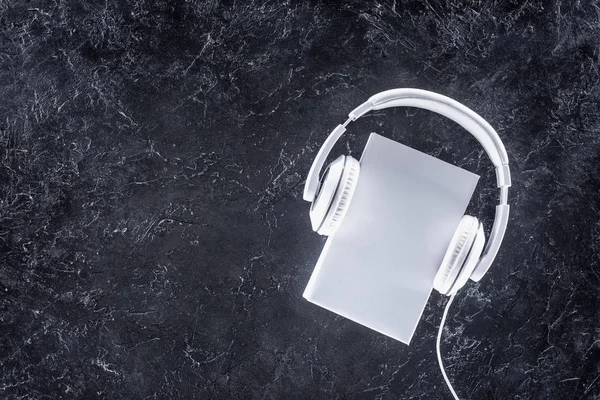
[0,1,599,399]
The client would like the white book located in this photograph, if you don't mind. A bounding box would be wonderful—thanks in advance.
[303,133,479,344]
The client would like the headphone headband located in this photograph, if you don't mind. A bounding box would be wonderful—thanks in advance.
[303,88,511,281]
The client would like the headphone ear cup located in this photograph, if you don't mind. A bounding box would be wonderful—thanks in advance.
[317,156,360,236]
[447,222,485,295]
[433,215,479,295]
[309,155,346,232]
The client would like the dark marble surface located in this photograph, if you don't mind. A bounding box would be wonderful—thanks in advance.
[1,1,599,399]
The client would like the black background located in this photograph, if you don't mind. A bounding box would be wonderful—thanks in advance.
[1,1,599,399]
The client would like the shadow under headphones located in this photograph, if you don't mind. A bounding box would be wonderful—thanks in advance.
[303,88,511,296]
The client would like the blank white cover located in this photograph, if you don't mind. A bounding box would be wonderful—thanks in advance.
[303,133,479,344]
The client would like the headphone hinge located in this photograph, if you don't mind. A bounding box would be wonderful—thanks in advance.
[495,164,511,188]
[348,101,372,120]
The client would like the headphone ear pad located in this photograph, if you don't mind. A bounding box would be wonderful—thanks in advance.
[433,215,479,295]
[309,155,345,232]
[447,222,485,295]
[317,156,360,236]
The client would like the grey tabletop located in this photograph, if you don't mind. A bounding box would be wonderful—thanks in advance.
[1,1,599,399]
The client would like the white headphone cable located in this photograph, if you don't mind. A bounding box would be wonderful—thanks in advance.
[436,293,460,400]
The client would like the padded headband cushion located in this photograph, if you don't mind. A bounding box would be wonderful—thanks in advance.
[364,89,509,168]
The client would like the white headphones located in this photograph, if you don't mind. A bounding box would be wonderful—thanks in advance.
[303,89,511,295]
